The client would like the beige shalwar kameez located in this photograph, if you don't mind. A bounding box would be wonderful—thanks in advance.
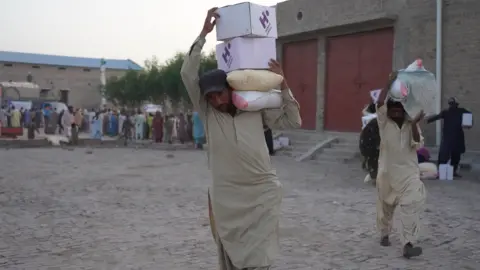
[181,36,301,270]
[376,105,427,246]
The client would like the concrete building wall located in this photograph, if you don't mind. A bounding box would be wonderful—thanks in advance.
[0,62,128,109]
[276,0,480,150]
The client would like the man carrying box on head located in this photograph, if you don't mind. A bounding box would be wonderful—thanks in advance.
[180,8,301,270]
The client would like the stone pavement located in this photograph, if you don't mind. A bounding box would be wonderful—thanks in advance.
[0,148,479,270]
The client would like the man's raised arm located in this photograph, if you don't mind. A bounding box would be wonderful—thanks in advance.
[263,59,301,129]
[180,36,207,112]
[180,8,219,113]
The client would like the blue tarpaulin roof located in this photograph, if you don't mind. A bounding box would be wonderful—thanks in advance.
[0,51,142,70]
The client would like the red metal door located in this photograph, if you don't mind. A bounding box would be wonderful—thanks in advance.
[324,28,394,132]
[282,39,318,130]
[358,29,394,107]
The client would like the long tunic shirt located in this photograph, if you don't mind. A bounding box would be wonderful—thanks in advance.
[428,107,470,154]
[376,105,424,201]
[180,36,302,269]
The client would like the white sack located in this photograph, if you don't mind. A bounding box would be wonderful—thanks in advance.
[232,90,282,111]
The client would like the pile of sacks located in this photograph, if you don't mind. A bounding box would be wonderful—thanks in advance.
[387,59,438,119]
[214,2,283,111]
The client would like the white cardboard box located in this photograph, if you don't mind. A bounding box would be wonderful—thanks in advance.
[462,112,473,127]
[439,164,454,180]
[216,37,276,72]
[215,2,278,41]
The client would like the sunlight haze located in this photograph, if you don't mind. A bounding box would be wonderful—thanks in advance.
[1,0,281,66]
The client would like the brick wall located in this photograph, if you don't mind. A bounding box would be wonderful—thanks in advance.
[0,62,127,109]
[277,0,480,150]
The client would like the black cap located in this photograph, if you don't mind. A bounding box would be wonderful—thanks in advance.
[199,69,228,96]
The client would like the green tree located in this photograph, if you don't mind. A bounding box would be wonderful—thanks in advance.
[200,51,217,74]
[105,69,146,106]
[105,50,218,108]
[159,53,185,106]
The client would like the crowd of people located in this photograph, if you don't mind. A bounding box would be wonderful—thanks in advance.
[0,103,280,153]
[88,109,206,148]
[0,104,209,147]
[0,105,80,135]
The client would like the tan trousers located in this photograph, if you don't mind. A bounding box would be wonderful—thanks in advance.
[216,239,270,270]
[376,178,426,245]
[208,190,271,270]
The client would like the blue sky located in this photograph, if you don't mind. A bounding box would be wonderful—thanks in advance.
[1,0,280,66]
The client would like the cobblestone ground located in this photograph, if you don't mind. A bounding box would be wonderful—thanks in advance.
[0,148,479,270]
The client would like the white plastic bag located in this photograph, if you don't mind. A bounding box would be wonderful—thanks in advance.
[388,59,438,118]
[232,90,282,111]
[362,114,377,129]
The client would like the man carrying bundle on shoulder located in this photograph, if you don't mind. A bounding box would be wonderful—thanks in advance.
[180,8,301,270]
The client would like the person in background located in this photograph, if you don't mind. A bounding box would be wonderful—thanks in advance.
[118,110,126,137]
[192,111,205,149]
[83,108,90,132]
[58,109,65,134]
[90,111,103,139]
[417,147,430,163]
[374,74,426,259]
[70,106,79,145]
[152,111,164,143]
[27,112,36,139]
[30,108,40,133]
[134,109,145,140]
[51,108,59,134]
[45,107,58,134]
[146,112,154,139]
[264,125,275,156]
[177,112,187,144]
[0,106,7,130]
[43,106,51,133]
[10,106,21,128]
[164,114,174,144]
[62,106,73,137]
[122,112,134,145]
[180,8,301,270]
[74,108,83,132]
[186,111,193,142]
[106,111,118,137]
[23,107,31,128]
[102,109,110,136]
[20,107,25,127]
[6,106,12,127]
[427,97,471,178]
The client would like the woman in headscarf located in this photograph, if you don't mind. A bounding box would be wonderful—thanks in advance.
[164,114,174,144]
[10,106,21,128]
[146,112,154,139]
[152,111,164,143]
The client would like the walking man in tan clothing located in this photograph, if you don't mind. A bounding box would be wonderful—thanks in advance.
[375,78,426,259]
[180,8,301,270]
